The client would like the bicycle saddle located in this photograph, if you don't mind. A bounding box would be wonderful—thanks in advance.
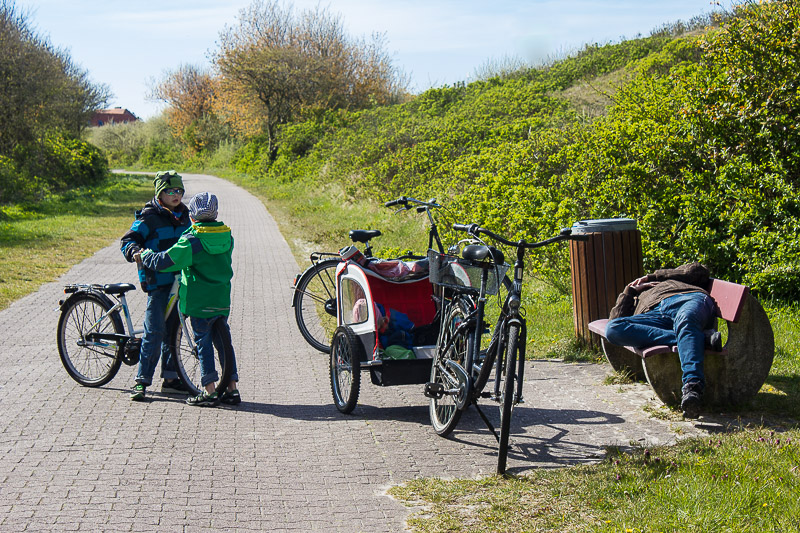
[462,245,504,265]
[349,229,381,243]
[103,283,136,294]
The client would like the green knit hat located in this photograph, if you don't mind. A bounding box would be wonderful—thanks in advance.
[153,170,184,197]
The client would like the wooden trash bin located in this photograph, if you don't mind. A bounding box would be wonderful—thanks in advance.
[569,219,643,349]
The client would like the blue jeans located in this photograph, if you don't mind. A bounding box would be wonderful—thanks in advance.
[190,315,239,387]
[605,292,717,386]
[135,286,178,386]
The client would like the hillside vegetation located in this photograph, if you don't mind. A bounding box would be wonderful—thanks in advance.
[225,0,796,301]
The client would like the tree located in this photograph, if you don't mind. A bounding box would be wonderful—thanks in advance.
[149,64,226,153]
[212,0,406,157]
[0,0,109,155]
[0,0,109,200]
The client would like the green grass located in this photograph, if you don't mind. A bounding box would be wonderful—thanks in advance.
[389,428,800,532]
[0,174,152,311]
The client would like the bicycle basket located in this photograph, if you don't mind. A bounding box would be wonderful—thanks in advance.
[427,249,509,295]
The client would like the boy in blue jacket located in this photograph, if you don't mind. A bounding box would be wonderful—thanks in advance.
[121,170,191,401]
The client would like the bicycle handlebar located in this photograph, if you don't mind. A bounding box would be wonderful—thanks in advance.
[384,196,407,208]
[453,223,587,248]
[384,195,442,211]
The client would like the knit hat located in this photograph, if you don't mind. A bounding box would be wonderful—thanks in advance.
[153,170,184,197]
[188,191,218,222]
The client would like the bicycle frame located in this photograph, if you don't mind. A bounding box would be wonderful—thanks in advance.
[71,276,187,351]
[164,276,191,345]
[428,226,584,423]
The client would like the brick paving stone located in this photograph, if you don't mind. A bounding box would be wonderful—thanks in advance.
[0,172,718,532]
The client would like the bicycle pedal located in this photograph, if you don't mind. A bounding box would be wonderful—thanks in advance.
[479,391,492,399]
[424,382,445,399]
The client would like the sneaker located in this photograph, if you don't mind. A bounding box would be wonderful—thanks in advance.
[220,389,241,405]
[161,379,190,395]
[130,384,146,402]
[681,380,704,419]
[704,330,723,352]
[186,390,219,407]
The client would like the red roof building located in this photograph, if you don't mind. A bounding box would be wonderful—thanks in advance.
[89,107,139,127]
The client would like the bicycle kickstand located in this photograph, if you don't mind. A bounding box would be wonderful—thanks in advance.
[473,400,500,443]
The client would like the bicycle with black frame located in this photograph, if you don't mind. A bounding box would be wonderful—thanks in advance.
[425,223,587,474]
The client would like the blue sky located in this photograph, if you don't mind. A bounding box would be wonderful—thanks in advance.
[19,0,730,119]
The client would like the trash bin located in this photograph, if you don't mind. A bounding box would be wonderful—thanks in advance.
[568,218,643,347]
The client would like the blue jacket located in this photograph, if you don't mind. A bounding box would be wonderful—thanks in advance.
[120,197,191,292]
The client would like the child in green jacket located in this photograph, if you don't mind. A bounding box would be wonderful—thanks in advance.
[138,192,240,407]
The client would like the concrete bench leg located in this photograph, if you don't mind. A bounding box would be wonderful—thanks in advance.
[600,339,645,381]
[642,293,774,407]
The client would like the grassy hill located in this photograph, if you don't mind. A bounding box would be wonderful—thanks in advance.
[227,2,798,302]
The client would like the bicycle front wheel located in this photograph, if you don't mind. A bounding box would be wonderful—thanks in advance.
[170,312,234,397]
[429,297,473,437]
[330,325,363,413]
[497,323,521,474]
[57,293,124,387]
[293,259,340,353]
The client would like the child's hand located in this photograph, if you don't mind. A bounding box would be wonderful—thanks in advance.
[133,252,142,267]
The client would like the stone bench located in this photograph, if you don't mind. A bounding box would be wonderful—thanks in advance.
[588,279,774,406]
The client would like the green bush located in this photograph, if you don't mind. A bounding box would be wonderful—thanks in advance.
[2,134,107,202]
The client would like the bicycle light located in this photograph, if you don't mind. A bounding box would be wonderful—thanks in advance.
[508,293,521,312]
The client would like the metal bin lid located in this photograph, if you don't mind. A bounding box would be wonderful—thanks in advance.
[571,218,637,234]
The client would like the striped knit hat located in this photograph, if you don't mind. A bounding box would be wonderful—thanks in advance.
[188,192,218,222]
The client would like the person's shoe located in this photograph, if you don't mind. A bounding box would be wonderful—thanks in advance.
[681,380,704,419]
[186,390,219,407]
[130,384,146,402]
[219,389,241,405]
[161,379,190,395]
[704,329,723,352]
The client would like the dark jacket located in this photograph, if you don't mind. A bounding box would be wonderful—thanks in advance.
[609,262,712,319]
[140,221,234,318]
[120,197,191,292]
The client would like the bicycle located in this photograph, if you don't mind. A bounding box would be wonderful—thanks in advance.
[56,277,233,396]
[292,196,447,354]
[424,223,587,474]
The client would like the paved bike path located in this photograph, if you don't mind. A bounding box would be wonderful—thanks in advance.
[0,173,710,531]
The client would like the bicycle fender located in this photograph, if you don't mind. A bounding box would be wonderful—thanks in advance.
[58,288,115,312]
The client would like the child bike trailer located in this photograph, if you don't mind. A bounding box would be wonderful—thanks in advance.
[329,259,438,413]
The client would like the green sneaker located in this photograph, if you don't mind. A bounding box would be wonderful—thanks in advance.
[186,390,219,407]
[130,384,146,402]
[220,389,241,405]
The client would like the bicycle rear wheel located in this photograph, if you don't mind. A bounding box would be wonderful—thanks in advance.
[429,297,473,437]
[293,259,340,353]
[497,323,521,474]
[169,312,234,397]
[57,293,124,387]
